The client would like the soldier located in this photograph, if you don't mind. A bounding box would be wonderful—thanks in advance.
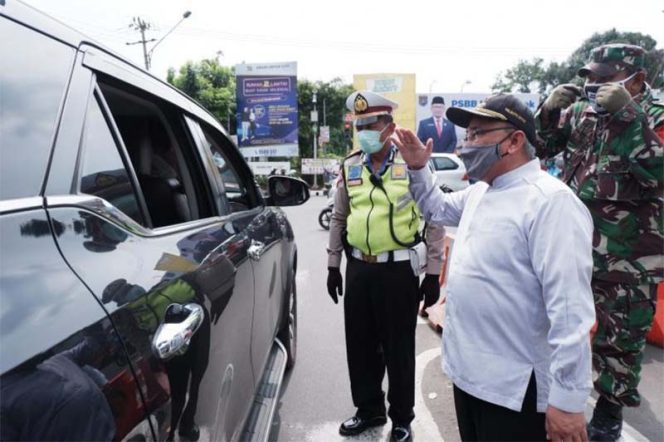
[326,91,444,442]
[536,43,664,441]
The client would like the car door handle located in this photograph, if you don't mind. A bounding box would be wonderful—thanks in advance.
[247,239,265,261]
[152,303,204,360]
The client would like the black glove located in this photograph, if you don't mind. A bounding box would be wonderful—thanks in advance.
[327,267,343,304]
[420,274,440,308]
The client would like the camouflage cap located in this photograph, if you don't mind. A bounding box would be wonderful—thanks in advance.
[578,43,645,78]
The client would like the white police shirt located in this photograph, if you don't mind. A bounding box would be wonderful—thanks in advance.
[408,159,595,413]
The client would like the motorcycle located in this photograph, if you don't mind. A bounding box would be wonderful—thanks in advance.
[318,186,336,230]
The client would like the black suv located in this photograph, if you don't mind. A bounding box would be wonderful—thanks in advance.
[0,2,308,440]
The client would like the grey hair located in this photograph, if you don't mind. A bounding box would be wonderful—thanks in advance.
[524,141,536,159]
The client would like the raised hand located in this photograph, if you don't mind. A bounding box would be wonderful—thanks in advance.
[392,128,433,170]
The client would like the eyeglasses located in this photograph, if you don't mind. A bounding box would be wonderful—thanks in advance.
[463,126,514,143]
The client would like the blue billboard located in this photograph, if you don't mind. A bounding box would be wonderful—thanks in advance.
[235,62,298,157]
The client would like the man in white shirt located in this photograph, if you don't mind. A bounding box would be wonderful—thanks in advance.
[393,94,596,442]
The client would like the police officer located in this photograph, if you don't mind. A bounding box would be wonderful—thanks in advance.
[327,91,444,442]
[536,43,664,441]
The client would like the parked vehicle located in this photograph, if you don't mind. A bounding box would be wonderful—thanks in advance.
[428,153,469,192]
[0,2,308,441]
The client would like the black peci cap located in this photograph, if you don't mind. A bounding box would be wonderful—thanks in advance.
[431,96,445,105]
[446,94,537,145]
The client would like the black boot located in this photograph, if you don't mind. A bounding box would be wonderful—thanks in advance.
[588,396,623,442]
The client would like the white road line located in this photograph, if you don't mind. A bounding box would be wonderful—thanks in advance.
[586,396,647,442]
[413,347,446,441]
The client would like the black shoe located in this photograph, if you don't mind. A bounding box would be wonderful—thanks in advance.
[390,425,412,442]
[178,423,200,442]
[338,415,387,436]
[588,399,623,442]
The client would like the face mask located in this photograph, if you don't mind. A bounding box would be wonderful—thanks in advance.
[358,126,388,154]
[459,133,511,183]
[584,72,637,114]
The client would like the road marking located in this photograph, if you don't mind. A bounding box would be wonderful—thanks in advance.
[586,396,647,442]
[413,347,445,441]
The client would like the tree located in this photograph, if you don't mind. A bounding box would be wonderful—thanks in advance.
[297,78,354,159]
[167,59,236,133]
[492,29,664,93]
[167,60,354,161]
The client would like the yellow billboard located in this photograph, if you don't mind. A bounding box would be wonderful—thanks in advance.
[353,73,416,132]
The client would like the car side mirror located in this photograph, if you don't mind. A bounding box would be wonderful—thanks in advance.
[266,176,310,206]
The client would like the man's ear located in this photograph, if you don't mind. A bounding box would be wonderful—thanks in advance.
[511,131,527,154]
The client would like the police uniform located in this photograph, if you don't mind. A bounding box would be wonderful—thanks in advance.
[535,44,664,441]
[327,91,444,439]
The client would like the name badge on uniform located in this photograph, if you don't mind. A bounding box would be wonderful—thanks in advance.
[391,164,407,180]
[347,165,363,186]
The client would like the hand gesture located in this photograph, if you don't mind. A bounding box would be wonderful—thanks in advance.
[393,128,433,170]
[597,83,632,114]
[545,405,587,442]
[543,84,582,111]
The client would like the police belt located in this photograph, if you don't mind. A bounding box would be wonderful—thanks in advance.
[351,247,410,263]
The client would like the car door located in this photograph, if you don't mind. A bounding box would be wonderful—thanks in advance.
[187,119,286,384]
[0,17,152,440]
[44,50,260,441]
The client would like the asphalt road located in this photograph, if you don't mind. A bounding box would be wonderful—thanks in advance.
[269,194,664,442]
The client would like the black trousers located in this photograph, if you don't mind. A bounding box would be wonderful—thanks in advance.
[344,257,419,425]
[453,374,547,441]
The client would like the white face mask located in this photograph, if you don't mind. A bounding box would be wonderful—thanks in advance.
[357,125,389,154]
[584,71,637,114]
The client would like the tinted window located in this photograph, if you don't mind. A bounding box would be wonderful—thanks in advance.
[199,125,256,213]
[97,81,213,228]
[431,157,459,171]
[0,19,75,200]
[79,95,143,224]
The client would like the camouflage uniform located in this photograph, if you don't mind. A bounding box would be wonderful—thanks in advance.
[536,44,664,407]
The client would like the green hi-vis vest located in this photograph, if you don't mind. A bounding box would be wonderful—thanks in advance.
[344,151,420,256]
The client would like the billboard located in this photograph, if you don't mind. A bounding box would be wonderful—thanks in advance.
[415,93,540,150]
[353,73,417,133]
[235,62,299,157]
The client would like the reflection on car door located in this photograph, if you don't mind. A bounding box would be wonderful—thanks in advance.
[188,120,285,383]
[0,209,154,441]
[46,66,259,441]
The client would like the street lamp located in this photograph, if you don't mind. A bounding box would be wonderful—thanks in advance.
[147,10,192,69]
[460,80,472,92]
[311,90,319,189]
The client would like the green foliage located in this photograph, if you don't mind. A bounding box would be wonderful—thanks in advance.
[167,60,353,162]
[492,29,664,93]
[297,78,354,160]
[167,59,236,131]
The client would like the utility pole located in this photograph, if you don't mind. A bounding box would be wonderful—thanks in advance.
[127,17,155,70]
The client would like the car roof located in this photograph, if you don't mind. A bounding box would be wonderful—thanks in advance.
[1,0,228,136]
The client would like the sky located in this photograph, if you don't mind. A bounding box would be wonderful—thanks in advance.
[20,0,664,93]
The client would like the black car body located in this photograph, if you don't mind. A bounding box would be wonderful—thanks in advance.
[0,1,308,440]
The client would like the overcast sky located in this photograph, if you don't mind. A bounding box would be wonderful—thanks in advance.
[21,0,664,93]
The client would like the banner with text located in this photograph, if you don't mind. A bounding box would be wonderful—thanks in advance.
[415,93,540,149]
[248,161,291,176]
[301,158,340,175]
[235,62,299,157]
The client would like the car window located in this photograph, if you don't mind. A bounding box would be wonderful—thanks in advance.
[79,94,143,224]
[96,79,214,228]
[198,124,258,213]
[430,157,459,171]
[0,19,75,200]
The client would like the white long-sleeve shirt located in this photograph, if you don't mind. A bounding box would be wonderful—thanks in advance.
[408,159,596,413]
